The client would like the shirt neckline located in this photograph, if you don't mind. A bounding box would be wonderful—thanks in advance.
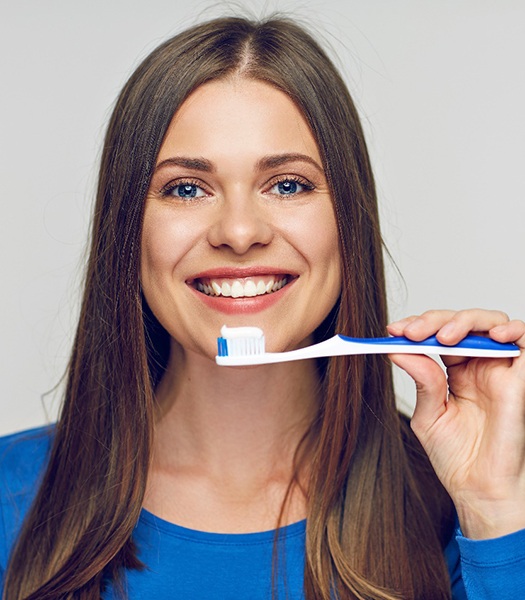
[138,508,307,545]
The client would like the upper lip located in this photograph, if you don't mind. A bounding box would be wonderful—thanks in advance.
[187,267,297,283]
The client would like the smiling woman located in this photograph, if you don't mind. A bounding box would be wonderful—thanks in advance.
[1,15,524,600]
[141,78,341,357]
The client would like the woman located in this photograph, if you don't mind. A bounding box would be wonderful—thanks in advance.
[1,16,524,600]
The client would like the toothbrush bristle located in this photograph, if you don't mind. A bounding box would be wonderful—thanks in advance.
[217,335,266,356]
[217,326,266,357]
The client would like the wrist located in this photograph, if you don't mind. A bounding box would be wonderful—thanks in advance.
[456,497,525,540]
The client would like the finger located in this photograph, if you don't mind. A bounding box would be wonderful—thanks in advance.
[490,320,525,378]
[438,318,518,370]
[386,316,419,336]
[490,320,525,347]
[395,310,457,341]
[440,320,523,370]
[389,353,449,434]
[435,309,510,346]
[388,312,458,338]
[398,309,509,344]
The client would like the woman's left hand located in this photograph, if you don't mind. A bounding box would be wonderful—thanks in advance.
[388,309,525,540]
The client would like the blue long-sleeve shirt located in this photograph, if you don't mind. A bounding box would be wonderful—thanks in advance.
[1,426,524,598]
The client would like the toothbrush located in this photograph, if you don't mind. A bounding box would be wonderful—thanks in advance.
[215,325,520,366]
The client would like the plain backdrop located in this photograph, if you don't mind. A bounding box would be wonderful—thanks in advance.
[1,0,524,435]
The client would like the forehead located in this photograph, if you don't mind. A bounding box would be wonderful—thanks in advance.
[156,78,322,164]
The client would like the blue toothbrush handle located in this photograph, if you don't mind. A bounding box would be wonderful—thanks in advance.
[338,333,519,352]
[216,330,520,365]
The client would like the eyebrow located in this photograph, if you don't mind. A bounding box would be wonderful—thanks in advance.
[155,157,215,173]
[154,153,324,175]
[256,153,324,174]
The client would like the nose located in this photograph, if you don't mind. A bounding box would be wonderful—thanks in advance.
[207,195,274,254]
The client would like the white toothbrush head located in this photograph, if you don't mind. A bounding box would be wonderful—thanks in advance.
[216,325,266,365]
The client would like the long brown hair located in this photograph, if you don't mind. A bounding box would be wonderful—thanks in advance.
[4,16,454,599]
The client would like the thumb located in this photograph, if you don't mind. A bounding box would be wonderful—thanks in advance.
[390,353,449,435]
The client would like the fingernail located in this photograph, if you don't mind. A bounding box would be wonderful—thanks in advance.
[491,325,505,334]
[439,323,456,337]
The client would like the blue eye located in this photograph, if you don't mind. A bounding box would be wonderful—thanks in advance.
[269,179,314,196]
[278,181,298,194]
[170,183,206,198]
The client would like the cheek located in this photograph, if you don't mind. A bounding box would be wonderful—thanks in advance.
[141,225,170,288]
[300,202,341,276]
[280,200,342,314]
[317,237,342,301]
[140,207,195,288]
[309,206,342,301]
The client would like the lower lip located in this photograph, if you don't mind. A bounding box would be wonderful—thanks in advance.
[190,280,295,315]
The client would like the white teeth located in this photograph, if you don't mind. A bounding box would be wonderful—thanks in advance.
[244,280,257,297]
[197,276,289,298]
[231,281,244,298]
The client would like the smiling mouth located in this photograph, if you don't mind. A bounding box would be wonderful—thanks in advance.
[190,275,293,298]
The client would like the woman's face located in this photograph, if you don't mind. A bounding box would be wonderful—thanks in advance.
[141,78,341,360]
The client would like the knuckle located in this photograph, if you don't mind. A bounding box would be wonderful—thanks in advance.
[453,308,473,321]
[495,310,510,322]
[421,309,444,320]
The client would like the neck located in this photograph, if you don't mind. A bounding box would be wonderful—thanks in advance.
[145,342,320,531]
[153,343,320,473]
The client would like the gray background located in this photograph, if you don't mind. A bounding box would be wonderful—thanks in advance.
[1,0,524,434]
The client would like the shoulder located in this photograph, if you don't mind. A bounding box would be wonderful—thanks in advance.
[0,425,54,497]
[0,425,55,570]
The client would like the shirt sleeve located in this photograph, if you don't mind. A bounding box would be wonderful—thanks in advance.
[0,501,7,596]
[444,527,467,600]
[455,527,525,599]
